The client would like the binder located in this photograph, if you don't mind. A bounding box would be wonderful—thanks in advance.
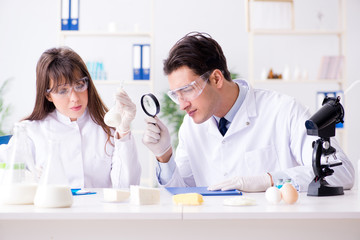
[133,44,151,80]
[133,44,142,80]
[142,44,150,80]
[61,0,79,31]
[69,0,79,30]
[61,0,70,30]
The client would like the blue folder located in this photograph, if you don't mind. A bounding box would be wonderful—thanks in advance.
[133,44,150,80]
[61,0,79,31]
[165,187,241,196]
[0,135,12,145]
[71,188,96,196]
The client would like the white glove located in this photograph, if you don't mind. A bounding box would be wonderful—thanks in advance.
[142,116,171,157]
[104,88,136,133]
[207,173,272,192]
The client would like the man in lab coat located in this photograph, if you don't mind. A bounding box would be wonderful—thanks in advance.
[142,32,354,192]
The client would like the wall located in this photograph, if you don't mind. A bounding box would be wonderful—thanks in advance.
[0,0,359,185]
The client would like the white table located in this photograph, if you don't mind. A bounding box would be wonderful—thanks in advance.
[0,189,359,240]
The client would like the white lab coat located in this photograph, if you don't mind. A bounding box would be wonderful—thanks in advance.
[164,80,354,191]
[0,109,141,188]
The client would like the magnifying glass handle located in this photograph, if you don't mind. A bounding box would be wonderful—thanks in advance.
[151,118,157,126]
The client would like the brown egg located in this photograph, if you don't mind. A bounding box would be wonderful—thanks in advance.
[280,183,299,204]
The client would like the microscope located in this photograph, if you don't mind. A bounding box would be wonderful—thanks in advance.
[305,96,345,196]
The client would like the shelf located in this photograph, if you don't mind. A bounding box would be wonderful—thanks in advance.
[251,0,293,2]
[93,80,153,86]
[247,0,346,88]
[250,29,343,36]
[59,31,152,38]
[254,79,343,84]
[246,0,348,151]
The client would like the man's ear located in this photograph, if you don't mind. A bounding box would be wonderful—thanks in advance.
[211,69,224,89]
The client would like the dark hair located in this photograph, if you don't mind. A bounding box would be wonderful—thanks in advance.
[163,32,231,81]
[25,47,114,144]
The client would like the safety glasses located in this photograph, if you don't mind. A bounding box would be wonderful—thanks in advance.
[47,77,89,98]
[167,71,212,104]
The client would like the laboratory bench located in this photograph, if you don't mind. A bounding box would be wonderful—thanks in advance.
[0,188,359,240]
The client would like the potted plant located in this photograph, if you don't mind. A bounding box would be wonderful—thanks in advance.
[160,93,185,148]
[0,78,12,135]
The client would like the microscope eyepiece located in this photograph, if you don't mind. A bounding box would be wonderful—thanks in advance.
[305,96,344,138]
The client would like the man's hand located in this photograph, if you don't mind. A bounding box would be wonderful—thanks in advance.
[207,173,272,192]
[142,116,172,159]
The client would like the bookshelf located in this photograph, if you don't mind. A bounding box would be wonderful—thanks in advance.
[245,0,348,150]
[246,0,346,87]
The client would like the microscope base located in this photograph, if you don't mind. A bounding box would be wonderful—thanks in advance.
[307,178,344,196]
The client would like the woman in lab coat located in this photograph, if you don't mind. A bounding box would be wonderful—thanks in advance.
[142,32,354,192]
[2,47,141,188]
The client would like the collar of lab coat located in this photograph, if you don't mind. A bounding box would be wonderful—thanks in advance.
[235,79,257,118]
[55,108,89,125]
[207,79,257,138]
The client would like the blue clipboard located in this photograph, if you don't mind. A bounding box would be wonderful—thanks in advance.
[165,187,242,196]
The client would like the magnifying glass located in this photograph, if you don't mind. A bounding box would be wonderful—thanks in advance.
[141,93,160,117]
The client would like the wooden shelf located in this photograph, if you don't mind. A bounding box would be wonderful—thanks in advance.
[93,80,152,85]
[247,0,346,88]
[246,0,348,151]
[250,29,343,36]
[254,79,343,84]
[251,0,293,2]
[59,31,152,38]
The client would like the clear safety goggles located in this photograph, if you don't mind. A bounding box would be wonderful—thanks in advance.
[47,77,89,98]
[167,71,211,104]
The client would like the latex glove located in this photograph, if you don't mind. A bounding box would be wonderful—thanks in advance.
[207,173,272,192]
[104,88,136,134]
[142,116,171,157]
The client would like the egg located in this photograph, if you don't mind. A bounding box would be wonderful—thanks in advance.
[265,187,282,204]
[280,183,299,204]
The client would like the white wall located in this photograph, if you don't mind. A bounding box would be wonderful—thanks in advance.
[0,0,359,185]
